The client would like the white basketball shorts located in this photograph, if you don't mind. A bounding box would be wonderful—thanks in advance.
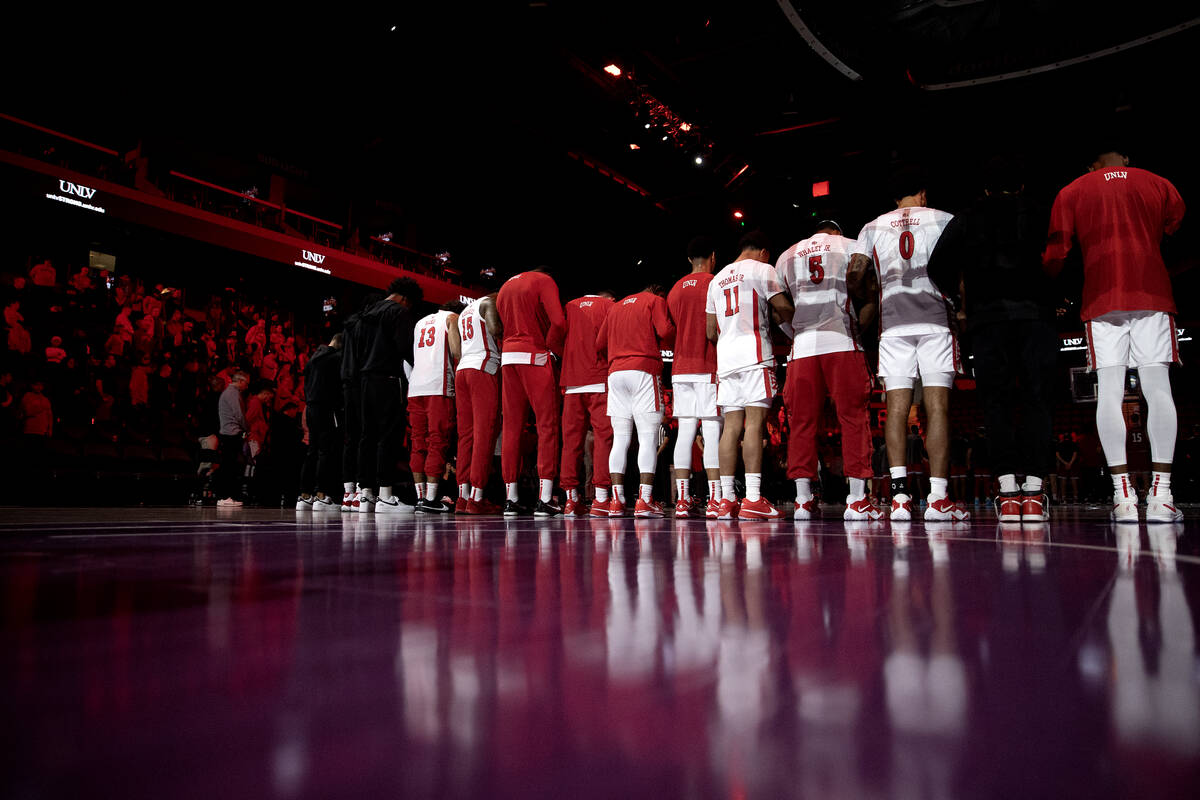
[606,370,663,419]
[878,331,958,390]
[1085,310,1179,371]
[672,375,719,420]
[717,366,777,411]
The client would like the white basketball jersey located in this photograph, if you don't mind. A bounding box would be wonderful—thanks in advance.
[704,259,784,377]
[456,299,500,375]
[853,206,954,337]
[777,233,860,358]
[409,310,455,397]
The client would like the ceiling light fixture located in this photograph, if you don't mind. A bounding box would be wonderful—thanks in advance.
[604,64,622,77]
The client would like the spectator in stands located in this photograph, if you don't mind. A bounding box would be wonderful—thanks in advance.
[1055,432,1080,503]
[45,335,67,365]
[245,382,275,458]
[18,380,53,463]
[216,371,250,507]
[29,260,56,288]
[0,370,14,440]
[70,267,93,294]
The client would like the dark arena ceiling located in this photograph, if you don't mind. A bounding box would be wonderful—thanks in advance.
[5,1,1198,297]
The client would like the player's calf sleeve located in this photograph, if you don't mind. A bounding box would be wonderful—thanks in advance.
[701,419,722,470]
[674,418,699,471]
[609,416,634,475]
[1138,364,1177,463]
[634,415,659,475]
[1096,366,1129,466]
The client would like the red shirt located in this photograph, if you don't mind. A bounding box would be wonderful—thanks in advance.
[596,291,675,376]
[1044,166,1185,321]
[19,391,53,436]
[667,272,716,379]
[496,271,566,361]
[560,295,614,388]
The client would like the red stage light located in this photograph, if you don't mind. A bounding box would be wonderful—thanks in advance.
[733,210,744,219]
[629,143,640,150]
[604,64,622,77]
[812,180,831,197]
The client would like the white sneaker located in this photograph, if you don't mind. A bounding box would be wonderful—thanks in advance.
[1111,496,1139,523]
[924,497,970,522]
[296,495,314,510]
[217,498,243,508]
[844,497,885,521]
[356,493,376,513]
[341,491,359,512]
[1146,494,1184,523]
[794,496,817,520]
[890,493,913,521]
[375,496,416,514]
[312,495,339,512]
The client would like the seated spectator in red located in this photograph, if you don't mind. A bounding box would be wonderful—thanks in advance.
[45,336,67,365]
[246,383,275,453]
[130,355,152,407]
[4,299,22,330]
[29,260,56,288]
[19,381,53,436]
[70,267,93,293]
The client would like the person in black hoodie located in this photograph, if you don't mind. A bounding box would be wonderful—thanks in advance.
[339,292,384,510]
[928,155,1056,523]
[297,332,344,511]
[356,278,423,512]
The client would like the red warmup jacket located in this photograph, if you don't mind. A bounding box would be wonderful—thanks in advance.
[1044,166,1185,321]
[560,295,614,388]
[666,272,717,378]
[596,291,675,376]
[496,271,566,357]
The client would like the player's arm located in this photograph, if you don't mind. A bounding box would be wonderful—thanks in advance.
[768,292,794,326]
[480,294,502,340]
[706,313,719,343]
[855,265,879,330]
[1164,179,1186,235]
[595,315,610,359]
[653,296,676,347]
[542,280,567,356]
[446,313,461,363]
[1042,189,1074,277]
[846,253,874,301]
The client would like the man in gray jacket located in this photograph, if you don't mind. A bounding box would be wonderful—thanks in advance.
[216,371,249,507]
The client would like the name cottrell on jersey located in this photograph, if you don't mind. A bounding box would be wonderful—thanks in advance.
[854,206,954,337]
[410,309,456,397]
[776,233,861,359]
[704,259,785,377]
[457,299,499,375]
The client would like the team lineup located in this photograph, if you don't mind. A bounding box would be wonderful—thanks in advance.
[296,149,1185,524]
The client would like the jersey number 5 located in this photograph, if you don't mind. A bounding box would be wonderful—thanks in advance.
[808,255,824,284]
[723,286,740,316]
[417,327,437,348]
[899,230,915,260]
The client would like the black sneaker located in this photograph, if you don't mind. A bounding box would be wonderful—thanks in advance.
[415,498,453,514]
[533,499,563,517]
[503,500,526,517]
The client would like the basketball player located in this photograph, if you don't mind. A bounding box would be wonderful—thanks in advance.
[338,293,382,511]
[357,277,423,513]
[560,291,616,516]
[456,293,503,515]
[409,301,462,513]
[596,285,675,517]
[847,168,970,522]
[667,236,723,519]
[705,231,794,521]
[1044,145,1186,523]
[496,267,566,516]
[776,220,883,521]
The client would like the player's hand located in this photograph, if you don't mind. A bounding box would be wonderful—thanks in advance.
[248,440,261,458]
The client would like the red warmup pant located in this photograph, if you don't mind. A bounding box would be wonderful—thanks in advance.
[455,368,500,490]
[409,395,455,479]
[784,351,873,480]
[501,362,560,483]
[560,391,613,489]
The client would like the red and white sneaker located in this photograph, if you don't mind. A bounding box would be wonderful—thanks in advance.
[455,496,469,514]
[675,497,694,518]
[995,492,1022,522]
[716,498,739,520]
[924,497,971,522]
[608,497,626,518]
[1146,494,1184,523]
[465,498,502,515]
[634,497,665,518]
[739,497,783,521]
[890,493,913,521]
[843,498,885,521]
[1020,493,1049,523]
[564,497,585,517]
[1112,496,1139,523]
[342,491,360,512]
[705,498,721,519]
[590,499,612,517]
[794,496,817,520]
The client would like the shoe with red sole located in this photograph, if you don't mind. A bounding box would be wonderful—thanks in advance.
[465,498,503,515]
[674,497,694,518]
[843,498,884,521]
[608,497,626,518]
[564,497,586,516]
[890,493,913,521]
[794,496,817,520]
[739,497,783,521]
[1020,493,1049,523]
[717,498,739,520]
[455,496,469,514]
[705,498,721,519]
[995,492,1022,522]
[635,497,665,518]
[590,500,612,518]
[924,497,970,521]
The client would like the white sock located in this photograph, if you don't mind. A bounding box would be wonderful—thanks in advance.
[848,477,866,502]
[426,482,438,501]
[1022,476,1043,493]
[614,484,625,503]
[1112,473,1133,501]
[677,478,689,500]
[794,478,812,498]
[415,482,426,501]
[379,486,393,500]
[506,482,519,502]
[471,486,484,502]
[344,481,355,493]
[929,477,948,500]
[539,479,553,503]
[459,482,469,498]
[708,479,721,501]
[640,483,653,502]
[999,474,1018,493]
[721,476,736,500]
[595,486,610,503]
[1152,471,1171,497]
[746,473,761,502]
[890,466,907,480]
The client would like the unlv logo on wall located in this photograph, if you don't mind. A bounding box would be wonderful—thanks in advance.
[58,180,97,199]
[302,250,326,264]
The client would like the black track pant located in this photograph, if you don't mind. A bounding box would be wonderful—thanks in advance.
[358,374,408,490]
[300,403,341,497]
